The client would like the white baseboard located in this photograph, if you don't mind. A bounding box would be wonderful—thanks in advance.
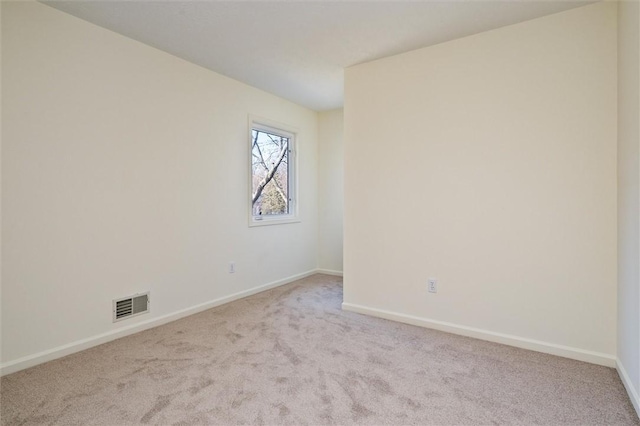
[617,358,640,419]
[316,269,343,277]
[0,270,320,377]
[342,302,616,368]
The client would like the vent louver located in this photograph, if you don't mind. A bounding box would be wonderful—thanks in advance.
[113,292,149,322]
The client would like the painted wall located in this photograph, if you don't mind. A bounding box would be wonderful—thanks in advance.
[343,2,617,364]
[0,0,3,367]
[1,2,318,367]
[318,109,344,273]
[618,0,640,415]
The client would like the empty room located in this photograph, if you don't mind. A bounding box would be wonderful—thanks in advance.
[1,0,640,424]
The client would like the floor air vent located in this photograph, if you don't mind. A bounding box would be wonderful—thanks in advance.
[113,292,149,322]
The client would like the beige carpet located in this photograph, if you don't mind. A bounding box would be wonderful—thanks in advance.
[1,274,638,425]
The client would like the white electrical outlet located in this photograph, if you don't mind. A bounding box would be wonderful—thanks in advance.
[229,262,236,274]
[428,278,437,293]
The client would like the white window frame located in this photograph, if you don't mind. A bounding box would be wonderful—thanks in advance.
[248,116,299,227]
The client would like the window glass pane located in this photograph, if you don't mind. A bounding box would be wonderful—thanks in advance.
[251,128,289,216]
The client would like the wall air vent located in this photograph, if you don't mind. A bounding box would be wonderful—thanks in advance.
[113,292,149,322]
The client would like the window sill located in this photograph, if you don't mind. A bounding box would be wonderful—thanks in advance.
[249,217,301,227]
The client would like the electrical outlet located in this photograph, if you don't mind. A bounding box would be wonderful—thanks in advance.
[229,262,236,274]
[428,278,437,293]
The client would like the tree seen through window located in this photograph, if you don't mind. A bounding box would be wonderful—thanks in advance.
[251,128,290,216]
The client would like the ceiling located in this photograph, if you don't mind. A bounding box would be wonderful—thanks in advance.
[43,0,595,111]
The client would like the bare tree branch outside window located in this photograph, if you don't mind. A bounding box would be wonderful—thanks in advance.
[251,129,289,216]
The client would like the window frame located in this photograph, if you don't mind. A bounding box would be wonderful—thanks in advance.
[248,116,299,227]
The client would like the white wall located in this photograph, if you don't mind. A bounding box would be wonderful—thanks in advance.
[343,2,617,366]
[1,2,318,370]
[618,0,640,415]
[0,0,4,367]
[318,109,344,273]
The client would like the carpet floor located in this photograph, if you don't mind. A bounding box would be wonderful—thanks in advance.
[1,274,638,425]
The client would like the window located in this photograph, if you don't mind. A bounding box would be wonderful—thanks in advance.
[249,119,297,226]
